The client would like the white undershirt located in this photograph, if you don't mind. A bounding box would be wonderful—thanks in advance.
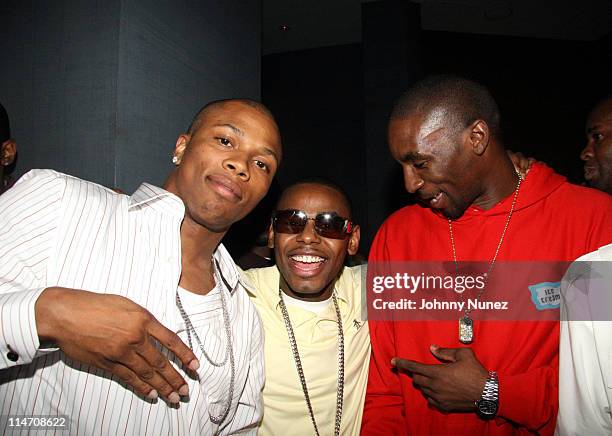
[281,291,332,314]
[177,284,220,307]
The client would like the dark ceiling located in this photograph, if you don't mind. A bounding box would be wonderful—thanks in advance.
[262,0,611,54]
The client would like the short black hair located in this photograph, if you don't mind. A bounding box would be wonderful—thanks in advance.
[278,177,353,219]
[0,102,10,143]
[187,98,277,134]
[391,74,501,136]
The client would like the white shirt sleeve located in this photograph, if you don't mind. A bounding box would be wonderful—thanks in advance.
[557,245,612,435]
[0,170,65,368]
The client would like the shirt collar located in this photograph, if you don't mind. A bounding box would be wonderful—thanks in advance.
[129,183,185,218]
[242,265,361,326]
[214,243,250,295]
[333,269,352,306]
[129,184,246,293]
[129,184,247,295]
[257,267,352,316]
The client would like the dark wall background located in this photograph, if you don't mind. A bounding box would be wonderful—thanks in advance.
[1,1,609,258]
[0,0,261,192]
[0,0,122,187]
[261,1,612,255]
[226,43,367,260]
[231,44,367,254]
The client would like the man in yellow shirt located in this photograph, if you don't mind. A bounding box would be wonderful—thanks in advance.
[242,180,370,435]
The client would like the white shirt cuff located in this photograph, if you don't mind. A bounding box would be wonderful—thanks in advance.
[0,288,57,368]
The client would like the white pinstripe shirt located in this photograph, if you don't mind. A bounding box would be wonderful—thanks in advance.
[0,169,264,435]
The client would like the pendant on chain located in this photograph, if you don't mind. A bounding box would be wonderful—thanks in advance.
[459,315,474,344]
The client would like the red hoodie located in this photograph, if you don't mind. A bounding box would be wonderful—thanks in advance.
[362,164,612,435]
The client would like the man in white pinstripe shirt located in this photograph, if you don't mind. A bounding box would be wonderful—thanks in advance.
[0,99,282,435]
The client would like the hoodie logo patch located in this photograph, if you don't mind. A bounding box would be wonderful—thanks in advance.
[528,281,561,310]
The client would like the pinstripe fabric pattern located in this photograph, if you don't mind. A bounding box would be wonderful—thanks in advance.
[0,169,264,435]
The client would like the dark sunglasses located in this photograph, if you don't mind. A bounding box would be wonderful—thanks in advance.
[272,209,354,240]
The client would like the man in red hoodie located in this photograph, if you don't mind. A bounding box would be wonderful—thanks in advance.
[361,75,612,435]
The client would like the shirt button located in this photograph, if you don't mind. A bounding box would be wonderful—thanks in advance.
[7,350,19,362]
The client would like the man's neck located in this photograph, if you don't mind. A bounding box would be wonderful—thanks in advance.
[282,292,332,314]
[280,277,335,302]
[179,217,226,295]
[472,154,520,210]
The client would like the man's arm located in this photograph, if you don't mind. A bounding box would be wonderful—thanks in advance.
[393,338,558,433]
[361,320,408,436]
[0,170,65,368]
[361,225,408,435]
[506,150,537,178]
[0,170,199,403]
[34,287,200,402]
[496,356,558,431]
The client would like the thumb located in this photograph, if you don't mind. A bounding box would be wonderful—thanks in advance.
[430,344,458,363]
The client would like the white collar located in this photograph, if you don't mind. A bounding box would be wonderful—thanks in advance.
[281,292,333,314]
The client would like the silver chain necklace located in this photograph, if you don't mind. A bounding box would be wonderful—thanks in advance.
[449,171,522,344]
[278,290,344,436]
[175,259,235,424]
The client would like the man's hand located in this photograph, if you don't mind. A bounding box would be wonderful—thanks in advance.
[35,287,200,404]
[392,345,489,413]
[507,150,536,178]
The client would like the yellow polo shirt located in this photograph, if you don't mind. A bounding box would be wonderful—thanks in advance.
[242,265,371,436]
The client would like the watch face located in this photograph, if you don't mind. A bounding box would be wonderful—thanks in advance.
[477,399,498,417]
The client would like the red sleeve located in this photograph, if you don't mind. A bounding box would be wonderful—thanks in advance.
[361,223,408,435]
[497,343,559,434]
[361,320,408,436]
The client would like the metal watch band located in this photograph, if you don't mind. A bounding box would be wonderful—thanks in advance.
[481,371,499,401]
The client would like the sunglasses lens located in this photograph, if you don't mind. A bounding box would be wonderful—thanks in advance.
[315,214,348,239]
[273,210,352,239]
[273,210,307,234]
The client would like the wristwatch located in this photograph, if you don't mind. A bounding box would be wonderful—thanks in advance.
[475,371,499,419]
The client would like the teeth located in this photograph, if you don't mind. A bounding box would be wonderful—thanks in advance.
[291,255,325,263]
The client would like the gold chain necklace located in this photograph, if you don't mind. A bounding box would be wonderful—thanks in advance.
[449,172,522,344]
[278,290,344,436]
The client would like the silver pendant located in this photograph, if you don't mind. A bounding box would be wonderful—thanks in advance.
[459,315,474,344]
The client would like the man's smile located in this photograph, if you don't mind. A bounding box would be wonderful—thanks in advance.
[287,251,328,278]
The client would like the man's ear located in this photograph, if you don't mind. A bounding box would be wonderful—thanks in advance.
[267,222,275,248]
[173,134,190,164]
[347,224,361,256]
[1,140,17,166]
[467,120,489,156]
